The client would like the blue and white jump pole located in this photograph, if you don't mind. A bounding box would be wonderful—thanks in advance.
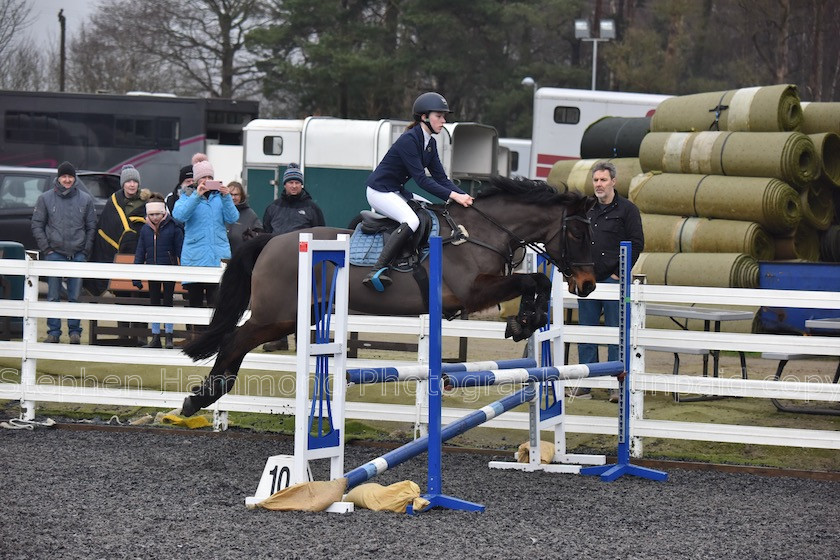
[579,241,667,482]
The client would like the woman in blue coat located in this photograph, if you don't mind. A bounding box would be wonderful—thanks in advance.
[173,154,239,313]
[134,194,184,348]
[363,92,474,291]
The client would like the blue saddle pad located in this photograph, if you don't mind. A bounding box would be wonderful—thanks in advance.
[349,210,439,267]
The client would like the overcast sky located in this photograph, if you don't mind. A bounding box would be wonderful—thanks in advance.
[25,0,97,48]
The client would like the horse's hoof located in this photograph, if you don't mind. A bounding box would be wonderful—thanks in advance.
[505,317,524,340]
[180,395,198,417]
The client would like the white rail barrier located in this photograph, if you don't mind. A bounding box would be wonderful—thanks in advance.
[0,257,839,453]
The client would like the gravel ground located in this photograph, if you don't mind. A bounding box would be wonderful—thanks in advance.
[2,426,839,560]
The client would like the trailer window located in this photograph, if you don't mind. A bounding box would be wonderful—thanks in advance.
[553,106,580,125]
[263,136,283,155]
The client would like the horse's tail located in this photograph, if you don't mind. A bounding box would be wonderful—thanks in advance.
[183,234,274,361]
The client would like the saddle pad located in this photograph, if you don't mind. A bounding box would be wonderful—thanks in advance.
[349,210,439,267]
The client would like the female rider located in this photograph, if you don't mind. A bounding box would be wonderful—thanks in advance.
[363,92,474,291]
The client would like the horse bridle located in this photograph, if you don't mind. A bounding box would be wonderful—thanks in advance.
[448,202,594,278]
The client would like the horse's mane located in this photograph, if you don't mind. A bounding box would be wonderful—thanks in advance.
[478,176,585,206]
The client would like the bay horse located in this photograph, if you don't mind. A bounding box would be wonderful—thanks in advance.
[179,176,597,416]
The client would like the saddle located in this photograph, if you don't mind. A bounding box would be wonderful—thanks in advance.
[350,202,437,272]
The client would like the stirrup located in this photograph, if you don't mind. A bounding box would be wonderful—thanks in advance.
[363,267,392,292]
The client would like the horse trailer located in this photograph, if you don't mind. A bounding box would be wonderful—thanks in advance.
[242,117,499,227]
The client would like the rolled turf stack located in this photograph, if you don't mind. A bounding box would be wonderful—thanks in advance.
[800,102,840,134]
[629,172,801,235]
[639,131,820,190]
[650,84,803,132]
[547,158,641,198]
[774,223,821,261]
[641,214,774,261]
[633,252,759,288]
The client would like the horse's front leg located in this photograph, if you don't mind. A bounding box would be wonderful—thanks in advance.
[467,273,550,342]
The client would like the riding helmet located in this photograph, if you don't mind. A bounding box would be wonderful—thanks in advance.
[412,92,451,120]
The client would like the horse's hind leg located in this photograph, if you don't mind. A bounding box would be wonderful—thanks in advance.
[181,320,295,417]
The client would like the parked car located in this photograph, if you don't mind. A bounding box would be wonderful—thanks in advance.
[0,166,121,252]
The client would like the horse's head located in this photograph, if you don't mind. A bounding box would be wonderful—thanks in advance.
[551,193,597,298]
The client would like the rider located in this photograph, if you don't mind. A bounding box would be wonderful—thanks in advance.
[362,91,474,291]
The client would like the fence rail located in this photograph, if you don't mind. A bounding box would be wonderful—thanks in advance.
[1,257,839,454]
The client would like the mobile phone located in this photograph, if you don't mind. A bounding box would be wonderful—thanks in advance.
[204,180,223,190]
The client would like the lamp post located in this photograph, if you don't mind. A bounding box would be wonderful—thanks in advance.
[575,18,615,90]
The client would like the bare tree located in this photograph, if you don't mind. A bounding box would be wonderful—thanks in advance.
[73,0,270,98]
[0,0,50,89]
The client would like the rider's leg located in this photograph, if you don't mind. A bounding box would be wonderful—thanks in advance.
[363,189,420,291]
[363,223,413,290]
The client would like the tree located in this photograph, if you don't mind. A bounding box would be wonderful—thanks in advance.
[0,0,51,90]
[68,0,269,97]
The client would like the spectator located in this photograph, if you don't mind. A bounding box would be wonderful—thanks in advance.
[173,153,238,337]
[165,164,194,216]
[85,164,150,296]
[226,181,263,255]
[261,163,325,352]
[133,193,184,349]
[31,161,97,344]
[571,161,644,402]
[262,164,325,235]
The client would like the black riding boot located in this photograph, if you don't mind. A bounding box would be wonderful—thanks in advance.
[362,223,413,291]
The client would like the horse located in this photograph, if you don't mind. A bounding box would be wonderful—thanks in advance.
[179,176,597,417]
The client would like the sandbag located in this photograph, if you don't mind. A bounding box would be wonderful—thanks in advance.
[547,158,642,198]
[256,478,347,512]
[632,252,759,288]
[808,132,840,187]
[650,84,803,132]
[639,131,820,190]
[580,117,652,159]
[629,172,801,234]
[344,480,430,513]
[641,214,774,261]
[774,223,820,261]
[800,101,840,134]
[800,183,835,230]
[516,440,556,464]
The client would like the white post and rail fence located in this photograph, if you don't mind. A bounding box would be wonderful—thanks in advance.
[0,255,839,454]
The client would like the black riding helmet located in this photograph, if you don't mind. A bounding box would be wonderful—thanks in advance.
[412,92,451,121]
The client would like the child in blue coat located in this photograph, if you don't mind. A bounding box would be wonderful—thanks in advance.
[134,193,184,348]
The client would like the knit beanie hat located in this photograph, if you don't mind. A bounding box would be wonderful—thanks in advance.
[178,164,193,184]
[57,161,76,178]
[192,153,214,181]
[283,163,304,185]
[120,164,141,187]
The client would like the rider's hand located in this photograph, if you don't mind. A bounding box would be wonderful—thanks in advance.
[450,191,474,207]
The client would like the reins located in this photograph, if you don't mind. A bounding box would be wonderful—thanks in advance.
[458,201,589,278]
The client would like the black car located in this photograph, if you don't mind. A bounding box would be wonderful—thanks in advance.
[0,166,121,252]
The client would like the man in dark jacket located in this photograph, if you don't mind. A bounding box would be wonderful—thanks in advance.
[572,161,644,402]
[261,163,325,351]
[31,161,97,344]
[262,163,325,234]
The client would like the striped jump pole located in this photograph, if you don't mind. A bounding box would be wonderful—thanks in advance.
[344,385,537,491]
[346,358,537,384]
[443,361,624,389]
[579,241,668,482]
